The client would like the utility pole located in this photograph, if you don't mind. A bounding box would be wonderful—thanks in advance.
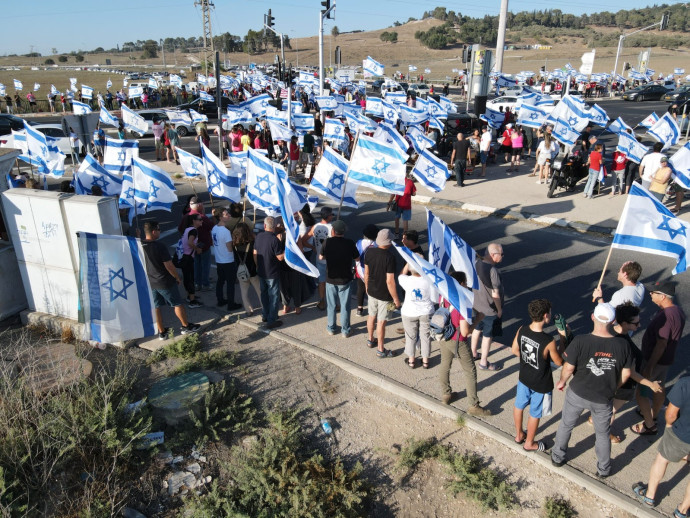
[160,39,166,70]
[495,0,509,74]
[194,0,215,77]
[319,0,336,95]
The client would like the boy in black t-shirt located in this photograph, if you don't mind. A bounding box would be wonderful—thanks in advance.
[511,299,564,452]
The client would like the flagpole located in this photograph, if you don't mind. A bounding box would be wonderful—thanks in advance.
[336,130,361,220]
[592,245,614,302]
[187,178,198,195]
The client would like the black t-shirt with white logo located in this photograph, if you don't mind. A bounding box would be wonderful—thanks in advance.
[517,326,555,394]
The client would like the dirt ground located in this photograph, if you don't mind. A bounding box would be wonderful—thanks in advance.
[126,320,636,518]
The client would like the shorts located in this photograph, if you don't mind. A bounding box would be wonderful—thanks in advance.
[515,381,553,419]
[671,182,686,193]
[94,144,104,158]
[480,151,488,164]
[613,386,636,402]
[317,262,327,283]
[395,207,412,221]
[155,138,164,150]
[367,295,394,322]
[511,147,523,157]
[301,151,313,164]
[639,362,670,399]
[658,426,690,463]
[152,285,183,308]
[500,144,512,154]
[475,314,500,338]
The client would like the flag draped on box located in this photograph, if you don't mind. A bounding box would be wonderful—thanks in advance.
[427,209,479,289]
[200,143,241,202]
[607,117,632,135]
[99,103,120,128]
[373,121,409,157]
[74,153,123,196]
[639,112,659,129]
[647,112,680,151]
[348,134,408,195]
[517,104,547,129]
[612,183,689,274]
[617,132,648,164]
[670,143,690,190]
[121,104,148,136]
[72,100,92,114]
[310,146,359,208]
[77,232,155,343]
[176,147,204,178]
[103,137,139,175]
[363,56,384,77]
[324,118,346,142]
[406,125,435,154]
[120,158,177,212]
[394,243,474,322]
[411,149,449,193]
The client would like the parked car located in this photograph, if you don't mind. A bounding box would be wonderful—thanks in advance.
[408,83,430,95]
[136,109,193,137]
[663,85,690,103]
[486,96,519,112]
[0,123,81,157]
[622,84,668,101]
[370,79,385,92]
[0,114,28,136]
[176,96,233,117]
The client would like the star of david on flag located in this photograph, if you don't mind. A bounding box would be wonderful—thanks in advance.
[348,134,408,195]
[176,146,204,178]
[406,125,436,154]
[310,146,359,208]
[167,110,193,126]
[607,117,632,135]
[647,112,680,151]
[344,111,378,133]
[77,232,155,344]
[612,183,689,274]
[315,96,339,110]
[21,121,66,177]
[119,158,177,213]
[240,93,272,116]
[72,100,92,114]
[200,143,241,202]
[399,105,429,126]
[517,104,547,129]
[363,56,385,77]
[74,153,123,196]
[411,149,449,193]
[121,104,148,136]
[616,132,648,164]
[372,121,409,158]
[103,137,139,175]
[99,103,120,128]
[427,209,479,290]
[324,118,346,142]
[551,117,580,146]
[365,98,384,117]
[81,85,94,100]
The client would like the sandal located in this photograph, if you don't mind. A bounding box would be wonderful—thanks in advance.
[632,483,655,507]
[294,307,302,315]
[478,362,502,371]
[610,434,622,444]
[422,361,429,369]
[366,339,376,348]
[630,422,658,436]
[515,432,526,445]
[377,348,395,358]
[523,441,546,453]
[674,508,688,518]
[406,357,416,369]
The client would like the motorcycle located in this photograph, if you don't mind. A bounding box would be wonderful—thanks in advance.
[547,148,588,198]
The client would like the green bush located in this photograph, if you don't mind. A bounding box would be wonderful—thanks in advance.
[147,333,201,364]
[380,31,398,43]
[543,496,577,518]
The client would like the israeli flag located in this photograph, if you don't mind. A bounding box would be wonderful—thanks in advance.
[246,148,282,216]
[176,147,204,178]
[399,105,429,125]
[241,93,271,116]
[428,115,445,132]
[426,97,447,118]
[70,78,78,92]
[121,104,148,136]
[607,117,632,135]
[77,232,155,344]
[13,79,22,91]
[381,100,400,124]
[348,134,408,195]
[424,68,431,74]
[99,103,120,128]
[266,106,288,125]
[0,84,5,96]
[547,94,589,131]
[480,106,505,129]
[189,108,208,124]
[33,83,40,92]
[81,85,94,100]
[674,68,685,75]
[50,84,59,95]
[639,112,660,129]
[385,91,407,105]
[197,75,208,86]
[310,146,359,208]
[551,118,580,146]
[612,183,689,274]
[315,95,338,110]
[122,78,128,87]
[409,65,418,72]
[588,104,609,127]
[495,74,516,91]
[437,95,457,113]
[22,122,65,177]
[129,86,143,99]
[363,56,385,77]
[293,113,315,134]
[406,125,435,154]
[148,78,158,89]
[169,74,182,87]
[645,68,655,77]
[224,108,253,127]
[345,111,377,133]
[267,119,295,141]
[200,143,241,202]
[72,100,92,114]
[199,91,214,102]
[365,97,384,118]
[324,118,346,142]
[228,151,249,182]
[394,243,474,323]
[103,137,139,175]
[411,149,449,193]
[647,113,680,151]
[373,121,409,158]
[517,104,547,129]
[166,109,193,126]
[671,143,690,190]
[121,158,177,212]
[427,209,479,289]
[616,132,649,164]
[74,153,123,196]
[106,79,112,89]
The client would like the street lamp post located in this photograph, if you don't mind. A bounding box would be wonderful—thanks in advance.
[160,39,166,69]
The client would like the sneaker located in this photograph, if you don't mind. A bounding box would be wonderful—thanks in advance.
[468,404,491,416]
[327,329,336,336]
[188,300,203,308]
[551,458,566,468]
[265,320,283,330]
[158,327,172,340]
[342,331,352,338]
[181,323,201,334]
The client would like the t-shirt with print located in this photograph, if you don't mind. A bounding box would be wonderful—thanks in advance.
[517,326,555,394]
[211,225,234,264]
[364,247,396,301]
[312,221,332,265]
[399,275,436,317]
[668,376,690,444]
[322,236,359,285]
[641,305,686,366]
[565,334,632,404]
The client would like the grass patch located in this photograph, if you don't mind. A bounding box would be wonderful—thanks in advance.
[456,414,465,427]
[170,350,237,376]
[543,496,577,518]
[396,437,441,470]
[147,333,201,364]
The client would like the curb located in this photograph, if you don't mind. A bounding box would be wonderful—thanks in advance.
[238,318,663,518]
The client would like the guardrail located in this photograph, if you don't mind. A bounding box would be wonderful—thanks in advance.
[1,96,188,115]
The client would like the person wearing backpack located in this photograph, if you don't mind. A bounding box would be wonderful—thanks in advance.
[438,271,491,416]
[232,222,261,317]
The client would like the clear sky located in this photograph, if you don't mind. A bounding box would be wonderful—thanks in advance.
[1,0,670,56]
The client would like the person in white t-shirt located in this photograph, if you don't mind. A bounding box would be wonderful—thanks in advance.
[592,261,645,308]
[639,143,664,190]
[399,262,436,369]
[479,126,492,177]
[308,206,334,310]
[212,208,243,311]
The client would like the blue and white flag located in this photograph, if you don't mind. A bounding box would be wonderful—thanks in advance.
[394,243,474,322]
[197,75,208,86]
[267,119,295,141]
[310,146,359,208]
[228,151,249,182]
[612,183,689,274]
[617,132,649,164]
[74,153,123,196]
[176,147,204,178]
[385,91,407,105]
[33,83,40,92]
[437,95,457,113]
[167,109,193,126]
[0,84,5,96]
[77,232,155,343]
[324,118,346,142]
[645,68,655,77]
[671,143,690,190]
[365,97,384,117]
[103,137,139,175]
[551,118,580,146]
[241,93,271,116]
[72,100,92,114]
[189,108,208,124]
[99,103,119,128]
[200,143,241,202]
[480,106,505,129]
[293,113,315,134]
[70,77,78,91]
[13,79,22,91]
[21,122,65,177]
[547,94,589,131]
[169,74,182,87]
[122,78,128,88]
[120,158,177,212]
[399,105,429,125]
[348,134,408,195]
[428,115,445,132]
[363,56,385,77]
[647,112,680,151]
[345,111,377,133]
[225,108,253,127]
[406,125,435,154]
[381,100,400,124]
[639,112,659,129]
[409,65,418,72]
[674,68,685,75]
[106,78,112,89]
[315,95,338,110]
[129,86,143,98]
[517,104,547,129]
[199,91,214,102]
[246,148,282,216]
[607,117,632,135]
[120,104,148,136]
[411,149,449,193]
[81,85,94,100]
[426,96,447,118]
[588,103,609,127]
[373,121,409,158]
[427,209,479,289]
[424,68,431,74]
[495,74,516,91]
[148,77,158,89]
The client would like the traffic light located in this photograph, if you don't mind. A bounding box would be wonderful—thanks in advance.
[322,0,333,19]
[466,46,472,64]
[660,11,669,31]
[461,45,468,63]
[266,9,274,28]
[624,62,631,71]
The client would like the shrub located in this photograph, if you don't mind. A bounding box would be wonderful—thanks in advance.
[147,333,201,364]
[44,59,55,65]
[58,55,68,62]
[75,54,84,62]
[543,496,577,518]
[380,31,398,43]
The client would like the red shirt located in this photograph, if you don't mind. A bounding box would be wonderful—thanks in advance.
[589,151,603,171]
[395,178,416,210]
[289,141,300,160]
[612,150,627,172]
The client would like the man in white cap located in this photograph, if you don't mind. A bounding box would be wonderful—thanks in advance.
[551,303,633,478]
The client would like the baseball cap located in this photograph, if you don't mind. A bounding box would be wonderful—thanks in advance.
[506,123,513,129]
[660,155,669,163]
[593,303,615,324]
[376,229,394,247]
[646,281,675,296]
[331,219,347,235]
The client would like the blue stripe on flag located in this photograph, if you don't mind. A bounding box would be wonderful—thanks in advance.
[86,233,102,343]
[127,236,155,336]
[348,170,404,193]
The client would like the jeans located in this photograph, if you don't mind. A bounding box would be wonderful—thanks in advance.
[454,159,467,186]
[259,277,280,323]
[216,262,237,305]
[194,249,211,287]
[439,338,479,407]
[552,389,613,475]
[326,282,352,334]
[583,168,599,197]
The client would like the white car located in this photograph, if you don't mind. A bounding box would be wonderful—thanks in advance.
[486,96,519,112]
[0,123,81,157]
[136,109,193,137]
[408,83,430,95]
